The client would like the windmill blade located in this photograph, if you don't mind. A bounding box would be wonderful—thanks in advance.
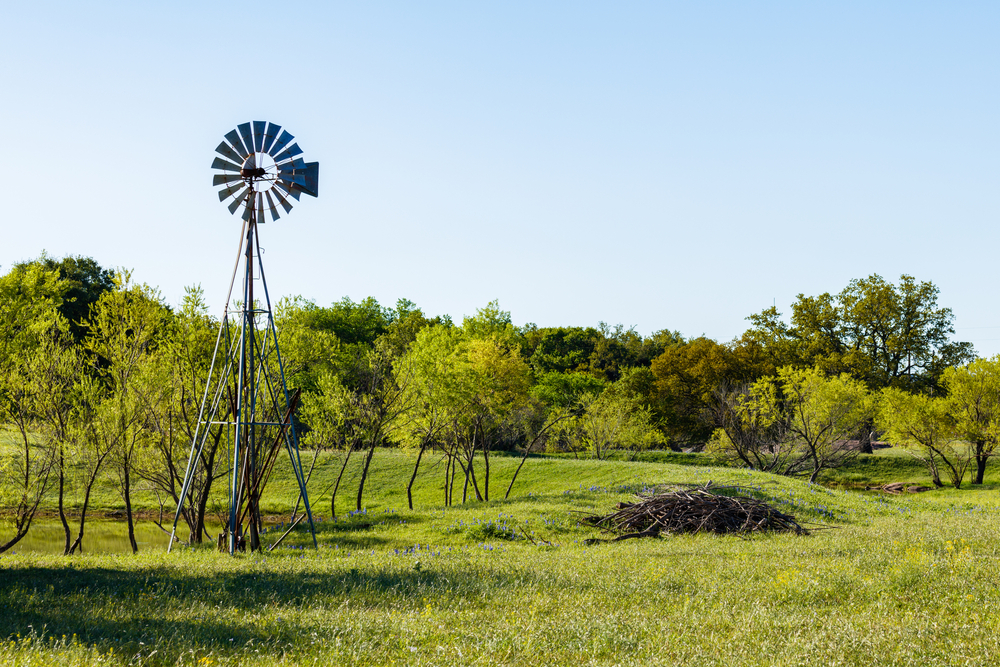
[213,173,243,186]
[273,143,303,163]
[256,192,266,224]
[264,191,281,222]
[228,189,251,214]
[277,157,305,171]
[271,187,293,214]
[238,123,255,158]
[216,141,243,164]
[212,157,243,172]
[225,130,249,158]
[244,153,257,171]
[218,182,246,202]
[268,130,294,156]
[261,123,281,153]
[252,121,266,152]
[277,171,307,187]
[277,179,302,200]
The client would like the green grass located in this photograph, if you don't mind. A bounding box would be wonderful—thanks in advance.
[2,448,1000,665]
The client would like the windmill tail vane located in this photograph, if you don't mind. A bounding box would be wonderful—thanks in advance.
[169,121,319,555]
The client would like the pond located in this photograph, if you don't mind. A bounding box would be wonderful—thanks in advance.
[3,518,225,554]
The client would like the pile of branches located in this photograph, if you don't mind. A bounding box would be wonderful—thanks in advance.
[581,483,807,541]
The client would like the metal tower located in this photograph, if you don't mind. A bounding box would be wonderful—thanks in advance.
[169,121,319,554]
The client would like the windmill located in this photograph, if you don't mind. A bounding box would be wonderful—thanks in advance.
[169,121,319,554]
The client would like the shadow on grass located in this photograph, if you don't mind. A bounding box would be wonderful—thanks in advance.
[0,560,514,664]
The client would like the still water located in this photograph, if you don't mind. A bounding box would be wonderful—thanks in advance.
[4,518,225,554]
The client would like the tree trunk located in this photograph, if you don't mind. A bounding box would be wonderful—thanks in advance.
[356,440,378,512]
[482,440,490,502]
[462,462,470,504]
[69,487,94,555]
[123,464,138,553]
[973,450,988,485]
[469,457,483,501]
[193,428,224,543]
[449,453,459,506]
[442,454,450,506]
[407,443,428,511]
[0,516,31,553]
[59,446,70,555]
[506,448,533,500]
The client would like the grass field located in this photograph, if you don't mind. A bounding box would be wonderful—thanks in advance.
[1,439,999,665]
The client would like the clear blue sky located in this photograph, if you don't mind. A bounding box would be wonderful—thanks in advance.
[2,2,998,353]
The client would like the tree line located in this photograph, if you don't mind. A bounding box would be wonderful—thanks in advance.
[0,254,992,554]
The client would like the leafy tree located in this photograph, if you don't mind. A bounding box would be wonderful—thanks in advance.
[775,367,874,483]
[27,331,84,554]
[650,337,742,447]
[0,261,66,364]
[301,341,412,514]
[568,388,664,460]
[707,382,800,475]
[527,327,599,375]
[403,322,530,505]
[0,262,67,552]
[83,271,167,552]
[878,388,971,488]
[380,299,448,358]
[137,287,228,544]
[63,372,113,555]
[463,336,531,497]
[276,296,347,392]
[393,325,465,506]
[530,371,605,409]
[940,357,1000,485]
[711,367,873,481]
[35,254,115,343]
[0,353,57,553]
[745,274,975,390]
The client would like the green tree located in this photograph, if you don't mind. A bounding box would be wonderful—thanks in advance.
[650,337,742,447]
[35,254,115,343]
[28,331,84,554]
[403,322,530,505]
[745,274,975,390]
[707,381,801,475]
[301,341,412,514]
[137,287,228,544]
[526,327,599,375]
[560,371,665,460]
[530,371,605,409]
[940,357,1000,485]
[84,272,167,552]
[380,299,448,358]
[0,262,67,553]
[878,388,971,488]
[776,367,874,483]
[711,367,873,482]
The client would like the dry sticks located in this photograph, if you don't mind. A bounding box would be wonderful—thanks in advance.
[581,483,807,541]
